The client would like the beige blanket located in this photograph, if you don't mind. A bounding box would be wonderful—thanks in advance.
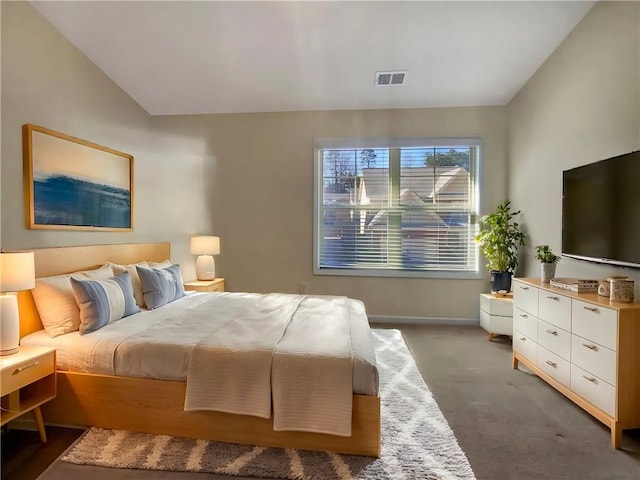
[184,294,304,418]
[184,293,354,436]
[272,296,353,437]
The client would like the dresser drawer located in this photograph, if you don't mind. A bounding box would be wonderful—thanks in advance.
[207,283,225,292]
[538,319,570,360]
[571,364,615,417]
[571,300,617,351]
[513,332,537,363]
[537,345,570,388]
[480,294,513,317]
[571,334,617,386]
[514,307,538,342]
[480,311,513,336]
[538,291,571,331]
[1,350,55,395]
[183,279,225,293]
[513,280,538,316]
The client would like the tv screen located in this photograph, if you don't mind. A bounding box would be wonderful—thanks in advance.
[562,150,640,268]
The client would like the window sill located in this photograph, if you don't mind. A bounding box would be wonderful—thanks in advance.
[313,267,483,280]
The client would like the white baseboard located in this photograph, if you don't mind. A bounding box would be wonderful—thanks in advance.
[8,417,37,431]
[9,416,85,431]
[368,315,480,325]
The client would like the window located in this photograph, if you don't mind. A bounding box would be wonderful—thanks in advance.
[314,138,481,278]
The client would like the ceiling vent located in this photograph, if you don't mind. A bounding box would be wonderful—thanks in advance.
[375,71,407,86]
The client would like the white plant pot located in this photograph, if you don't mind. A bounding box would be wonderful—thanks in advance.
[541,263,556,283]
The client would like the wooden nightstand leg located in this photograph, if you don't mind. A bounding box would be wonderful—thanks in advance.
[487,333,494,342]
[512,353,519,369]
[33,406,47,443]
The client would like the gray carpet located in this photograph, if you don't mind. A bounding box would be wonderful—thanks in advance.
[396,324,640,480]
[55,329,475,480]
[35,324,640,480]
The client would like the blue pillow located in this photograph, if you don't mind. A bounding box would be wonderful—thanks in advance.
[70,272,140,335]
[136,264,186,309]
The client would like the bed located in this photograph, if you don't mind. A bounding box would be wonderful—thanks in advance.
[17,243,381,457]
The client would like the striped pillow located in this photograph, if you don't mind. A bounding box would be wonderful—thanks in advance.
[136,264,186,309]
[71,272,141,335]
[104,259,172,309]
[32,265,115,337]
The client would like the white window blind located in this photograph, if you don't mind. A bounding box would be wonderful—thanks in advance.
[314,138,480,278]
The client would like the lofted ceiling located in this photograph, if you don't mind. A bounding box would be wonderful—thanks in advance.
[31,1,595,116]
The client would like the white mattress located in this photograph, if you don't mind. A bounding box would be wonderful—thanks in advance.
[21,292,379,396]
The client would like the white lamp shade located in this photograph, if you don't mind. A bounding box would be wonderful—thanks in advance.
[191,236,220,255]
[0,251,35,292]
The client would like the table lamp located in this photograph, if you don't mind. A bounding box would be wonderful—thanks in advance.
[190,236,220,281]
[0,251,35,355]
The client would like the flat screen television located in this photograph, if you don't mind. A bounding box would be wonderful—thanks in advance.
[562,150,640,269]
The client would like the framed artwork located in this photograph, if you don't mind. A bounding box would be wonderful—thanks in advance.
[23,124,134,231]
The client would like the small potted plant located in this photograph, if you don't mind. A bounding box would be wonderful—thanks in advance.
[475,200,526,292]
[535,244,560,283]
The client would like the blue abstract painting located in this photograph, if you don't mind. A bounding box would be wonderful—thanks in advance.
[33,175,131,228]
[25,125,133,230]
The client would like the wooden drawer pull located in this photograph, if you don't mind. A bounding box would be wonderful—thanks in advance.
[13,361,40,375]
[582,375,596,382]
[546,329,558,335]
[545,360,557,367]
[546,296,559,301]
[583,306,598,313]
[582,343,597,351]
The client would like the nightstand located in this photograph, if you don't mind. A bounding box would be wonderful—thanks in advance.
[184,278,225,292]
[479,293,513,342]
[1,346,56,442]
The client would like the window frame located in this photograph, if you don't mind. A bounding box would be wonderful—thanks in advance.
[313,137,483,279]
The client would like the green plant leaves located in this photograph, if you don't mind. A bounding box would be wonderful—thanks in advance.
[535,244,560,264]
[475,200,526,273]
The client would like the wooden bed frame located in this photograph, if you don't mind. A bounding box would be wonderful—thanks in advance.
[18,243,381,457]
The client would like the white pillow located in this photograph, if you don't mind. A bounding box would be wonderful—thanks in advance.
[105,260,171,308]
[105,261,147,308]
[31,266,114,337]
[147,259,172,268]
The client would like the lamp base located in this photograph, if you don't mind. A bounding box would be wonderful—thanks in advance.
[196,255,216,281]
[0,293,20,356]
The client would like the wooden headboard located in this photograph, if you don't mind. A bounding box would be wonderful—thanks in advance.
[18,242,171,338]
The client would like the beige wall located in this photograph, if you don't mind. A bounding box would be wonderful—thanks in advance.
[154,106,507,319]
[0,2,213,280]
[507,1,640,293]
[4,1,637,319]
[2,2,509,320]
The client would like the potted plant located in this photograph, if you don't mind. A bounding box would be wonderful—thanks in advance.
[535,244,560,283]
[475,200,526,292]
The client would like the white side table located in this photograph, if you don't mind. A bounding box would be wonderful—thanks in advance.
[479,293,513,341]
[0,346,56,442]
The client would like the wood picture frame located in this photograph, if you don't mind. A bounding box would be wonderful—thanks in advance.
[23,124,134,231]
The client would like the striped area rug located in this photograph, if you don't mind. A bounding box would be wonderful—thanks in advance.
[62,329,476,480]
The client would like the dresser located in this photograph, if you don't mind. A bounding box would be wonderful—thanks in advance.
[512,278,640,449]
